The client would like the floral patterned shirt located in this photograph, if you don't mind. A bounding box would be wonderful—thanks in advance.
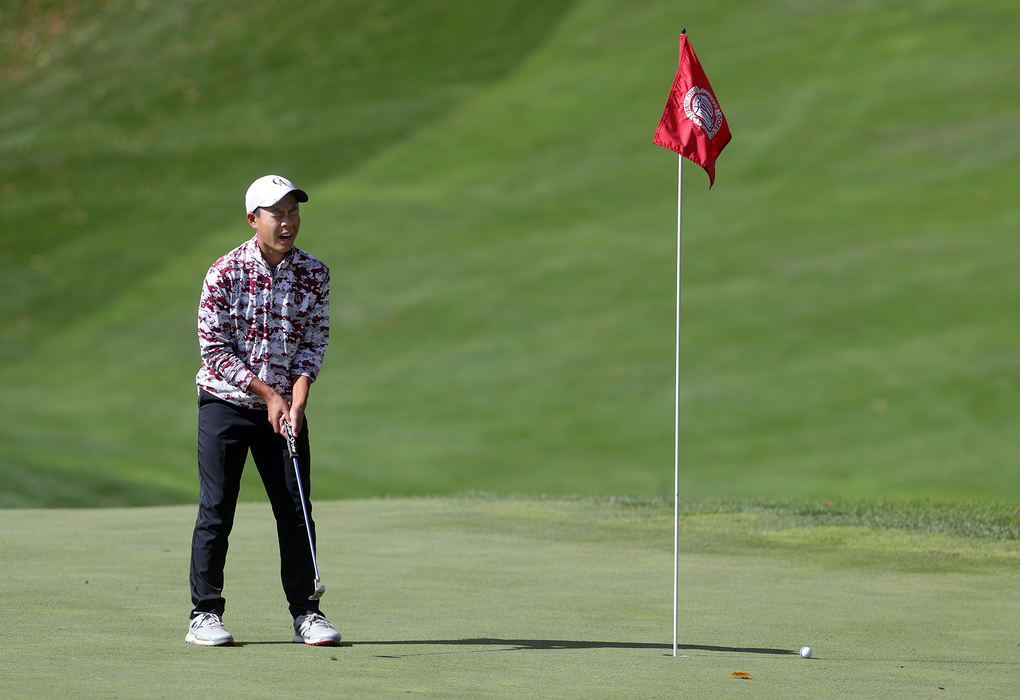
[196,235,330,408]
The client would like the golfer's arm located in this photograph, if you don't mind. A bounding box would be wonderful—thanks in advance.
[249,377,285,408]
[291,375,312,412]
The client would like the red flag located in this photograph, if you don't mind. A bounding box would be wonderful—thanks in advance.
[654,33,731,187]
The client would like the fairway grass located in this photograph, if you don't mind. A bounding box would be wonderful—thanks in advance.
[3,1,1018,507]
[2,497,1016,698]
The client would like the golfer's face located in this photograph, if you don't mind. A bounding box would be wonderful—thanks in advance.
[251,193,300,261]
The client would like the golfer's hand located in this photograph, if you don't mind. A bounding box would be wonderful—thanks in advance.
[249,378,290,435]
[266,395,291,435]
[288,404,305,436]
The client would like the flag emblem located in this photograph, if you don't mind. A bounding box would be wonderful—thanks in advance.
[653,34,731,186]
[683,87,723,139]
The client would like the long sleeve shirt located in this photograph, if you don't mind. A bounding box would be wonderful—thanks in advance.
[196,235,330,409]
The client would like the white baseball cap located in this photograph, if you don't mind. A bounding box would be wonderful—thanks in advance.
[245,174,309,214]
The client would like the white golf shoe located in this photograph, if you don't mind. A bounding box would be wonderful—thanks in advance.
[185,612,235,646]
[293,612,341,646]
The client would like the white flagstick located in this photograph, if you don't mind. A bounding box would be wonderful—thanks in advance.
[672,153,683,658]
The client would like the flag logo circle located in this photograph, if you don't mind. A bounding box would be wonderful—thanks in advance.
[683,87,723,139]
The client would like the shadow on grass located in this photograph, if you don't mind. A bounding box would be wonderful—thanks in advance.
[231,639,796,657]
[234,641,354,647]
[354,638,796,658]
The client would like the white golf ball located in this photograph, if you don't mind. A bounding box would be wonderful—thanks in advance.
[800,646,813,658]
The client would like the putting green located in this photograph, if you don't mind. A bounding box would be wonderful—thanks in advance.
[2,497,1016,697]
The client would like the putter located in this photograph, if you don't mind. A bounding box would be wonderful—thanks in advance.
[283,420,326,601]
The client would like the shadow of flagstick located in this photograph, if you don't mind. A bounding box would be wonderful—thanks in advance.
[351,638,797,658]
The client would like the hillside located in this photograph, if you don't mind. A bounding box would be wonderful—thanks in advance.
[1,1,1017,506]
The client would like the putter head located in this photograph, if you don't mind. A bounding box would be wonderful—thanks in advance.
[309,580,326,601]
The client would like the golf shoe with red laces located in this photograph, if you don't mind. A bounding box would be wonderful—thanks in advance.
[185,612,235,646]
[293,612,341,646]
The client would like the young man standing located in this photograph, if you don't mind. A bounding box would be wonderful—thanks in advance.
[187,174,340,646]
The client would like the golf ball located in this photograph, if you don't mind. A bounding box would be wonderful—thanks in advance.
[800,646,813,658]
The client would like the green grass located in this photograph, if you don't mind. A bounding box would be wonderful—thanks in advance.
[2,7,1016,695]
[1,497,1017,698]
[0,0,1016,507]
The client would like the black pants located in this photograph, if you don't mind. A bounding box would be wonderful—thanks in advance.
[190,390,321,620]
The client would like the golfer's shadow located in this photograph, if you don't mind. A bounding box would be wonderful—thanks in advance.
[233,641,354,647]
[353,638,796,658]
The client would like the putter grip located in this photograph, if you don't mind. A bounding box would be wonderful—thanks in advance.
[283,420,298,459]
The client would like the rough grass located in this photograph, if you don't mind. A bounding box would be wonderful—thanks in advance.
[1,0,1018,506]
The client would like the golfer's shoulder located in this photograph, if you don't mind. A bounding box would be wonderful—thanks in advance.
[292,247,329,280]
[207,238,257,278]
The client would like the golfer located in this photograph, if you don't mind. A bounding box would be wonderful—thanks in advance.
[187,174,340,646]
